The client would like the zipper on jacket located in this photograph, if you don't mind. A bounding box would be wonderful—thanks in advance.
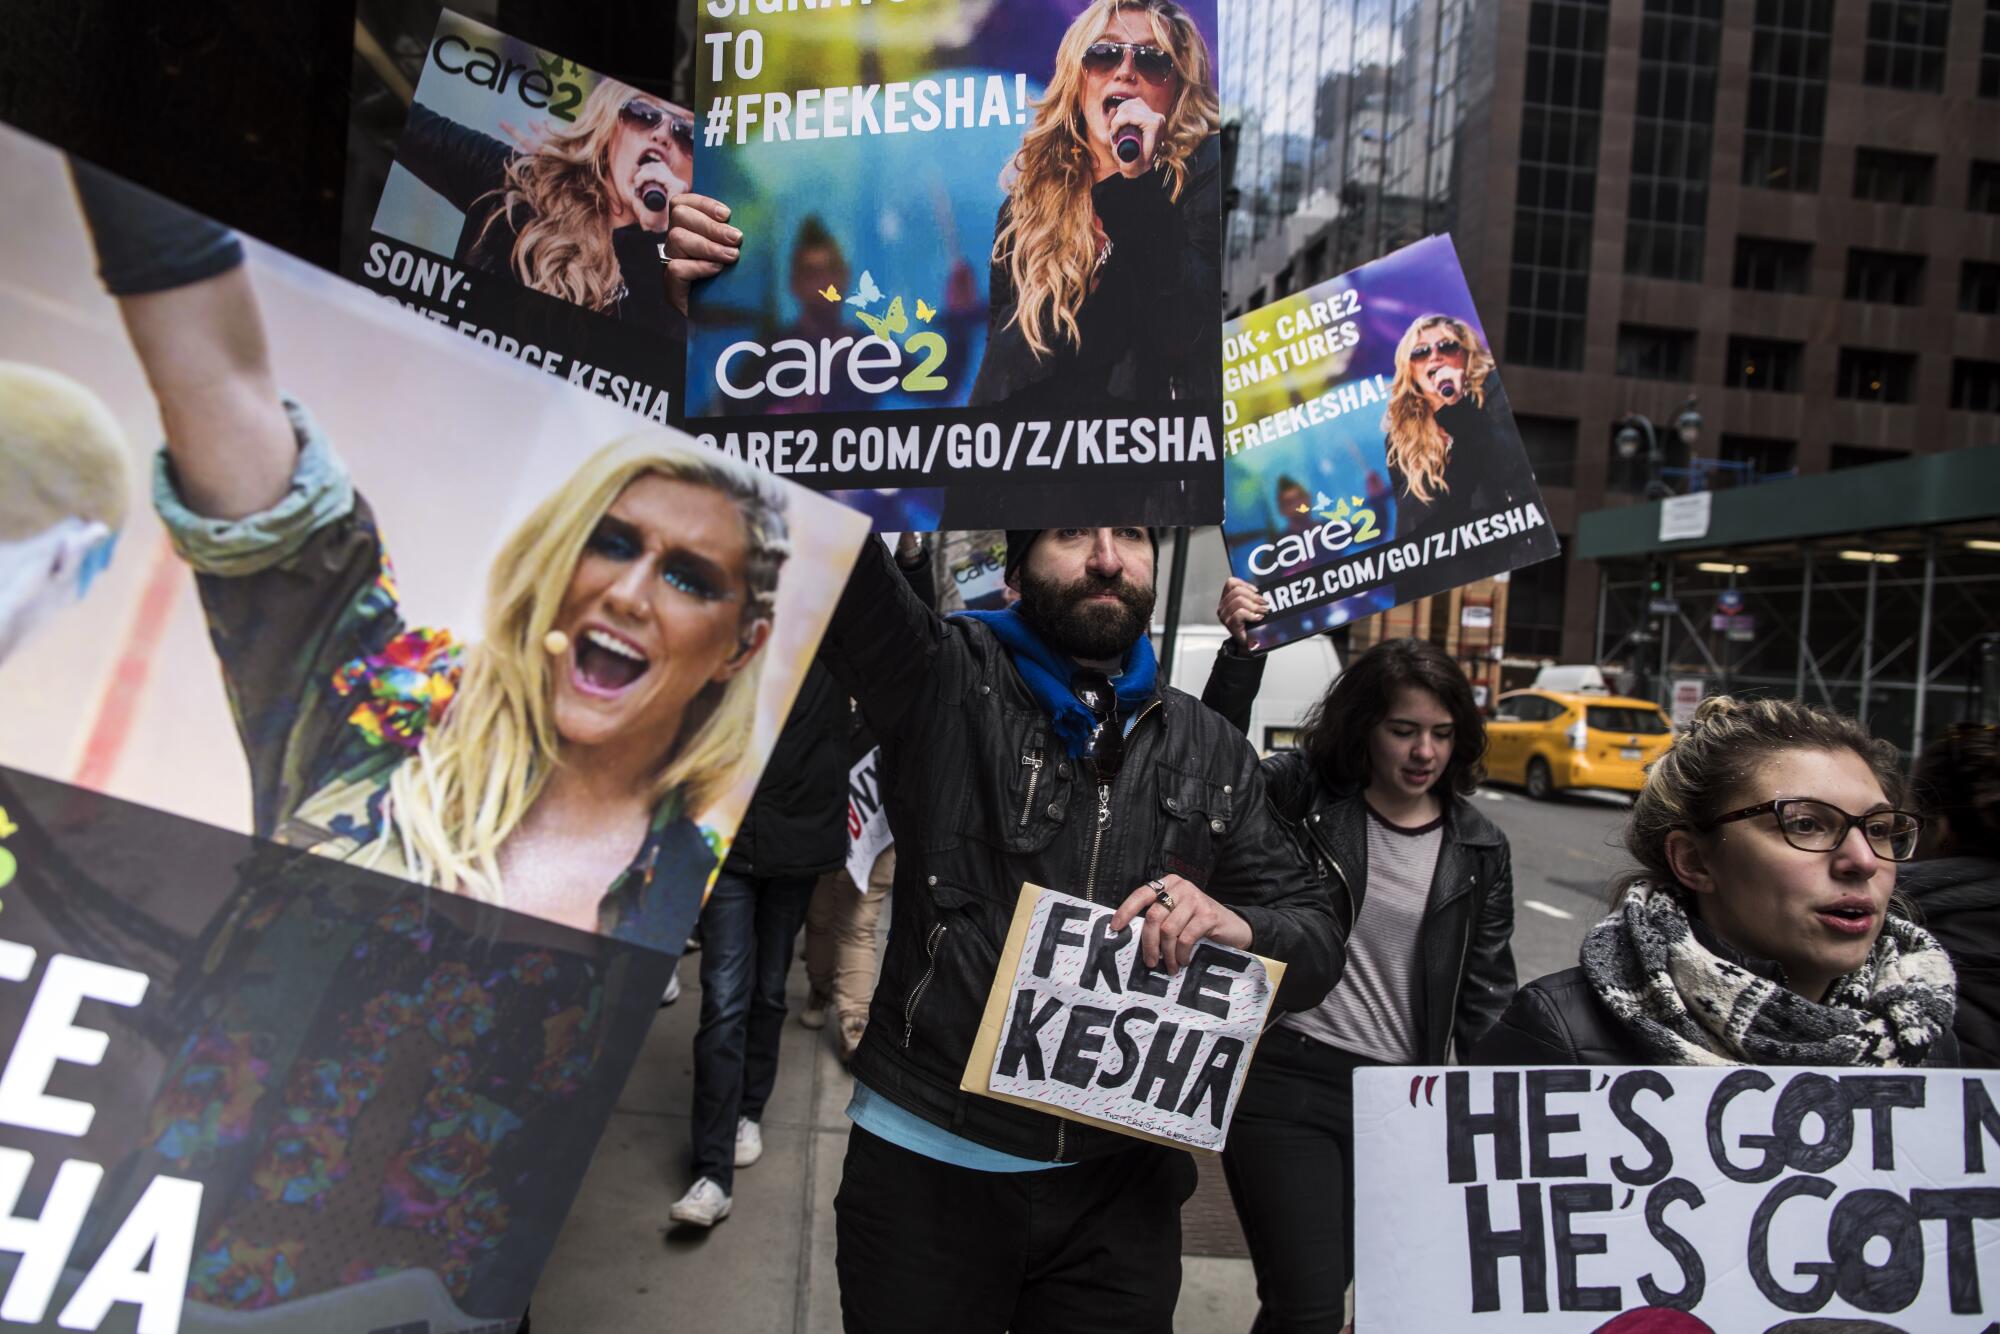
[1312,815,1358,934]
[1017,748,1045,829]
[1440,872,1476,1061]
[1084,784,1112,903]
[901,922,948,1047]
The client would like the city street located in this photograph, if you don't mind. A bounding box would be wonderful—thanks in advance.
[1472,781,1635,986]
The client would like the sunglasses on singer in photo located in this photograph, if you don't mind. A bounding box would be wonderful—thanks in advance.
[1703,798,1924,862]
[619,98,695,148]
[1408,338,1463,364]
[1073,670,1125,784]
[1080,41,1176,84]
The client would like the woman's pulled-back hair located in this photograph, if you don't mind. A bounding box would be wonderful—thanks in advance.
[1621,695,1906,893]
[1913,721,2000,859]
[1293,637,1486,797]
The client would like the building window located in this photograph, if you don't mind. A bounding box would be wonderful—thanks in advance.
[1507,0,1609,370]
[1515,415,1579,488]
[1853,147,1935,205]
[1743,0,1833,192]
[1715,434,1797,483]
[1831,444,1909,469]
[1726,336,1804,393]
[1972,160,2000,213]
[1954,360,2000,413]
[1844,249,1926,305]
[1625,0,1722,282]
[1837,348,1918,403]
[1963,261,2000,314]
[1865,0,1950,92]
[1505,545,1571,660]
[1734,236,1812,292]
[1616,324,1696,382]
[1985,0,2000,99]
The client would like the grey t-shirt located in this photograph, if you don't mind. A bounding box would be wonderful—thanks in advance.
[1281,803,1443,1062]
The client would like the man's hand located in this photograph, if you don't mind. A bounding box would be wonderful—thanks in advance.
[661,194,742,314]
[1109,875,1253,974]
[1216,576,1269,649]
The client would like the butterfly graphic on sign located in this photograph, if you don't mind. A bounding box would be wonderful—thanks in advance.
[856,296,907,340]
[845,270,884,309]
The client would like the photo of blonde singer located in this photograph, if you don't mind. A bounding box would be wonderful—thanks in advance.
[67,158,794,954]
[971,0,1222,408]
[1381,312,1538,540]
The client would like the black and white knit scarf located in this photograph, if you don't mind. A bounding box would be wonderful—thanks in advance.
[1580,880,1957,1067]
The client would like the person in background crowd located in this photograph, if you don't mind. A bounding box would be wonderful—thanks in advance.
[1475,696,1958,1068]
[1203,578,1516,1334]
[817,525,1344,1333]
[671,660,849,1228]
[1906,721,2000,1066]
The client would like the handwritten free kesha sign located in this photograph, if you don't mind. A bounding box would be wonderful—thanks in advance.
[961,884,1281,1152]
[1355,1066,2000,1332]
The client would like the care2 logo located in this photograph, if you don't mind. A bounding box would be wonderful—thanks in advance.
[430,33,588,122]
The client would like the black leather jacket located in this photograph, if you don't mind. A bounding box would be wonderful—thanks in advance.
[1201,644,1518,1062]
[816,541,1345,1163]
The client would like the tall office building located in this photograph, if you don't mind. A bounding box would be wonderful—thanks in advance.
[1222,0,2000,670]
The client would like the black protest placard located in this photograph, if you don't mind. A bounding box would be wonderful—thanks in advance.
[0,768,669,1332]
[961,883,1280,1152]
[1355,1065,2000,1332]
[682,0,1225,531]
[351,10,690,425]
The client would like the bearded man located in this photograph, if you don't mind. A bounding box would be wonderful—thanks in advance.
[816,526,1347,1334]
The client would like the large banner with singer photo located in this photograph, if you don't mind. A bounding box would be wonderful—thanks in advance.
[684,0,1224,532]
[1221,235,1560,652]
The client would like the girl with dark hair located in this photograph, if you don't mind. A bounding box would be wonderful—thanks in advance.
[1905,721,2000,1065]
[1203,579,1518,1334]
[1475,696,1958,1069]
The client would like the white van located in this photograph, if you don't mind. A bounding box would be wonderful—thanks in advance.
[1156,626,1341,755]
[1531,664,1611,695]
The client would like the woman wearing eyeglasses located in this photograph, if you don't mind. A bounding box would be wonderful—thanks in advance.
[969,0,1221,409]
[1382,314,1539,543]
[391,79,737,331]
[1475,696,1960,1069]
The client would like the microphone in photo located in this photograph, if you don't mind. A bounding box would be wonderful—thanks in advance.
[1114,127,1144,164]
[544,630,571,657]
[641,186,669,213]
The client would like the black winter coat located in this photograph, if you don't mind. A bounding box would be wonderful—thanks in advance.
[817,539,1345,1163]
[1200,645,1518,1061]
[969,135,1222,409]
[1905,855,2000,1068]
[723,662,848,880]
[392,103,680,335]
[1473,915,1964,1066]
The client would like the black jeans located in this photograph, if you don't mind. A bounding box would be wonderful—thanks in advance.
[1219,1028,1380,1334]
[834,1124,1197,1333]
[689,870,815,1191]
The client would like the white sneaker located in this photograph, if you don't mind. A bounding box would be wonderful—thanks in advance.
[660,966,681,1007]
[669,1176,732,1228]
[734,1117,763,1168]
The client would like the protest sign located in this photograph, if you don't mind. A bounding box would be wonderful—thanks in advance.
[1222,235,1560,651]
[961,883,1281,1151]
[352,11,691,424]
[0,766,670,1331]
[683,0,1225,531]
[1355,1065,2000,1332]
[0,121,870,959]
[844,747,892,890]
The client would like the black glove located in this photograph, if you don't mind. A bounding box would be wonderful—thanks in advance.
[68,157,244,297]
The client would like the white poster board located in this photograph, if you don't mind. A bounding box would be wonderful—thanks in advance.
[1658,492,1713,543]
[1355,1065,2000,1332]
[961,883,1283,1151]
[844,747,892,891]
[1671,679,1705,727]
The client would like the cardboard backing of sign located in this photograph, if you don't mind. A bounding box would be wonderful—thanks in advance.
[958,881,1284,1154]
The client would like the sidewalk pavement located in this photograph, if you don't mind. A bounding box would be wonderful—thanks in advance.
[530,942,1262,1331]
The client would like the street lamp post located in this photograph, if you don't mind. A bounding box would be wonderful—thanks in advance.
[1615,398,1702,704]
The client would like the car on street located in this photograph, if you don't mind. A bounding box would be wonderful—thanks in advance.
[1483,689,1673,799]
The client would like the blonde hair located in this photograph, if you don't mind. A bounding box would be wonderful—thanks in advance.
[475,79,657,313]
[0,362,129,541]
[995,0,1219,359]
[1619,694,1908,898]
[387,439,790,902]
[1382,315,1496,505]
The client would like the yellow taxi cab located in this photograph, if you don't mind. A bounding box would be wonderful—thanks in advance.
[1483,690,1674,799]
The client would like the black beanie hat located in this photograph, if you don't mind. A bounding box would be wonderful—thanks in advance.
[1004,529,1159,586]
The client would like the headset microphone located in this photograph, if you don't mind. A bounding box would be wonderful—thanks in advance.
[543,630,570,657]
